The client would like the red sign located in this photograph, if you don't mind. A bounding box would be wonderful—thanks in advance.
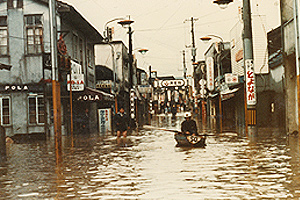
[245,59,256,105]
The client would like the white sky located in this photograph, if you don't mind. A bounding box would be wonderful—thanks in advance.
[67,0,280,77]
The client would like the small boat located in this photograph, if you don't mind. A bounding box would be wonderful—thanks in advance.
[174,133,206,148]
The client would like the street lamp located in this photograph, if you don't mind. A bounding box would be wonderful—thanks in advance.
[103,17,128,114]
[103,17,126,42]
[118,19,134,88]
[118,18,137,127]
[138,48,148,55]
[213,0,233,9]
[200,35,224,43]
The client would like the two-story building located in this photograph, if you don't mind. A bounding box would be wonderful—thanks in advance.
[0,0,111,137]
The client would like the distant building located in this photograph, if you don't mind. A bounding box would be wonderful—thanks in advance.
[95,40,131,111]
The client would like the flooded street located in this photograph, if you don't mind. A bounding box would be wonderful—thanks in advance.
[1,115,300,199]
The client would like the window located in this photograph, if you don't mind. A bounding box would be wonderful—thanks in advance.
[0,16,8,56]
[73,34,78,60]
[25,15,43,54]
[28,95,44,125]
[79,38,83,65]
[7,0,23,9]
[87,47,93,67]
[0,96,11,126]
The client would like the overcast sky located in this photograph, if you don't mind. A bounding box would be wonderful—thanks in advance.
[67,0,280,77]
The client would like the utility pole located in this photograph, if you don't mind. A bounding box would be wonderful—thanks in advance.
[49,0,62,162]
[294,0,300,133]
[185,17,198,113]
[182,50,189,111]
[184,17,198,63]
[128,26,133,88]
[182,50,187,78]
[191,17,197,63]
[243,0,257,135]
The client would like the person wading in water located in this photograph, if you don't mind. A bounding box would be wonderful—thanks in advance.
[114,107,130,145]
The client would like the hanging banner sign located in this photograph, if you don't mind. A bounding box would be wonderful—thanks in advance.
[137,85,153,93]
[245,59,257,106]
[206,57,214,91]
[160,79,186,87]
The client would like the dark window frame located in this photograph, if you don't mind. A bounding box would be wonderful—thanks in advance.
[25,14,44,55]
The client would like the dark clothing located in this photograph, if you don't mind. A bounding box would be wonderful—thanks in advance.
[181,119,198,135]
[171,106,177,115]
[81,112,89,132]
[114,112,129,132]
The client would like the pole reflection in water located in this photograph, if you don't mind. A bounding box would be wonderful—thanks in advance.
[0,116,300,199]
[55,135,63,199]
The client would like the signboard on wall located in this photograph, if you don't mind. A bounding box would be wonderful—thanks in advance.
[138,85,153,93]
[96,80,112,89]
[67,61,84,91]
[225,73,239,84]
[98,108,112,134]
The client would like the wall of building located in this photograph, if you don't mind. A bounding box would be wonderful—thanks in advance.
[0,0,101,136]
[0,1,51,136]
[281,0,298,133]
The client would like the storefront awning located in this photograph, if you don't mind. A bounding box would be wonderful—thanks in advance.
[221,88,239,101]
[74,87,114,102]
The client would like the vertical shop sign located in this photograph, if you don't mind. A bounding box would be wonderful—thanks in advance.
[98,108,111,134]
[206,57,214,91]
[245,59,256,105]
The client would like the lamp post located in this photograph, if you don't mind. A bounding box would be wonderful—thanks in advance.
[118,19,134,88]
[137,48,152,124]
[213,0,257,135]
[200,35,224,133]
[118,18,136,128]
[103,17,128,114]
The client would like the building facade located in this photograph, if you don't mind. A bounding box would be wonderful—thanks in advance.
[0,0,105,136]
[280,0,298,134]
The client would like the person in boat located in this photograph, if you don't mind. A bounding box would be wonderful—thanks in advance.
[114,107,130,138]
[181,112,198,136]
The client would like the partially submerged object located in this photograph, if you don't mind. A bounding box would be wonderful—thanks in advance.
[174,133,206,148]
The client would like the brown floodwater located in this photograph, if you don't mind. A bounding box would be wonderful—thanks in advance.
[0,115,299,199]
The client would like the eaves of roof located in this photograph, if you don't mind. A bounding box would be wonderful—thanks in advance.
[35,0,103,44]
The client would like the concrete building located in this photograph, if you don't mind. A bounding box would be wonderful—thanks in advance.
[95,41,131,111]
[0,0,110,136]
[280,0,299,134]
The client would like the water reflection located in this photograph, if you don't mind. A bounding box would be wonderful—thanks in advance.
[0,117,300,199]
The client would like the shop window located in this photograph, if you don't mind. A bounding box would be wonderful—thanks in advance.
[25,15,43,54]
[0,96,10,126]
[28,95,44,125]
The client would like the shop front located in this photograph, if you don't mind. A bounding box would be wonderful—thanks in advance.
[71,87,114,134]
